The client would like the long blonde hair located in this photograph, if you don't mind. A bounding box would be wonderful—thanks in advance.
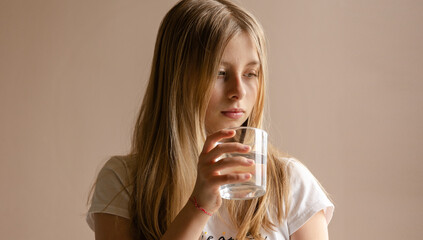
[130,0,290,239]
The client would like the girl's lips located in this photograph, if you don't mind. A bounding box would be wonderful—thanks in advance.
[221,109,245,119]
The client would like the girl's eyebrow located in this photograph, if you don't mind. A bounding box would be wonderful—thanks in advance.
[219,60,260,67]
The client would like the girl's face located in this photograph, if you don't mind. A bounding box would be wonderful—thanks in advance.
[205,32,260,134]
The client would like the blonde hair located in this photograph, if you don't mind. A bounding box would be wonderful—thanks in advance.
[130,0,291,239]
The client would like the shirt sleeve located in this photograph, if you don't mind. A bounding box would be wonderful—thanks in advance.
[86,156,133,231]
[286,159,334,235]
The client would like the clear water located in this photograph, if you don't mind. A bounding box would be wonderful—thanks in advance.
[219,152,266,200]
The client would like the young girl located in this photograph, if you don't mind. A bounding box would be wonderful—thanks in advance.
[87,0,334,239]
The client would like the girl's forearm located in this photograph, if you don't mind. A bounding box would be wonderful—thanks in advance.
[161,201,211,240]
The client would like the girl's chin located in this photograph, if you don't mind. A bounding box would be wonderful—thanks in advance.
[206,123,245,134]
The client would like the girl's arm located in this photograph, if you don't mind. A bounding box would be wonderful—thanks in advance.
[94,129,252,240]
[290,210,329,240]
[162,129,252,240]
[93,205,210,240]
[160,200,211,240]
[94,213,132,240]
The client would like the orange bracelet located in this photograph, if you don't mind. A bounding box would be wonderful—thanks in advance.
[190,197,213,216]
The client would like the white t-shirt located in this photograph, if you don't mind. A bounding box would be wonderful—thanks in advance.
[87,156,334,239]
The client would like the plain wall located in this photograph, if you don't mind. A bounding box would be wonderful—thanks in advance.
[1,0,422,239]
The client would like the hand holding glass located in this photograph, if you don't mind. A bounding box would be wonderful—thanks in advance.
[218,127,267,200]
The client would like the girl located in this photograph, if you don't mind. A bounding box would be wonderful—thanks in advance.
[87,0,334,239]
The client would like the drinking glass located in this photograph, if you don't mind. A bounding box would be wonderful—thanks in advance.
[218,127,267,200]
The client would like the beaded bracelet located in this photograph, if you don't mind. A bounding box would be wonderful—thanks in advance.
[190,197,213,216]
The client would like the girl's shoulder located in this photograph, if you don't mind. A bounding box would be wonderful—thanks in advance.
[278,156,335,230]
[277,156,320,189]
[103,154,136,170]
[87,155,137,229]
[277,156,313,179]
[93,155,137,196]
[277,156,296,166]
[100,155,137,180]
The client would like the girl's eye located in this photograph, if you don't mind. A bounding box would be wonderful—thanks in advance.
[245,72,258,78]
[217,71,226,78]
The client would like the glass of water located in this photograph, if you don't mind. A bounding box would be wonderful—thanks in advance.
[218,127,267,200]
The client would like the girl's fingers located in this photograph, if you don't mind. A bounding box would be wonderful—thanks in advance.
[205,157,255,186]
[212,172,252,186]
[210,156,254,172]
[205,142,250,163]
[201,129,235,154]
[195,129,255,201]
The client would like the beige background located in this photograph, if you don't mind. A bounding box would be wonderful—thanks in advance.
[1,0,422,239]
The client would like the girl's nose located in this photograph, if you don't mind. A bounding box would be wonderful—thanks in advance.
[226,74,246,100]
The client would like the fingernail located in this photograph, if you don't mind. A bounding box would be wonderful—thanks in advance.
[247,159,254,164]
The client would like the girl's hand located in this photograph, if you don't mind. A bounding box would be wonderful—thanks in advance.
[190,129,254,214]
